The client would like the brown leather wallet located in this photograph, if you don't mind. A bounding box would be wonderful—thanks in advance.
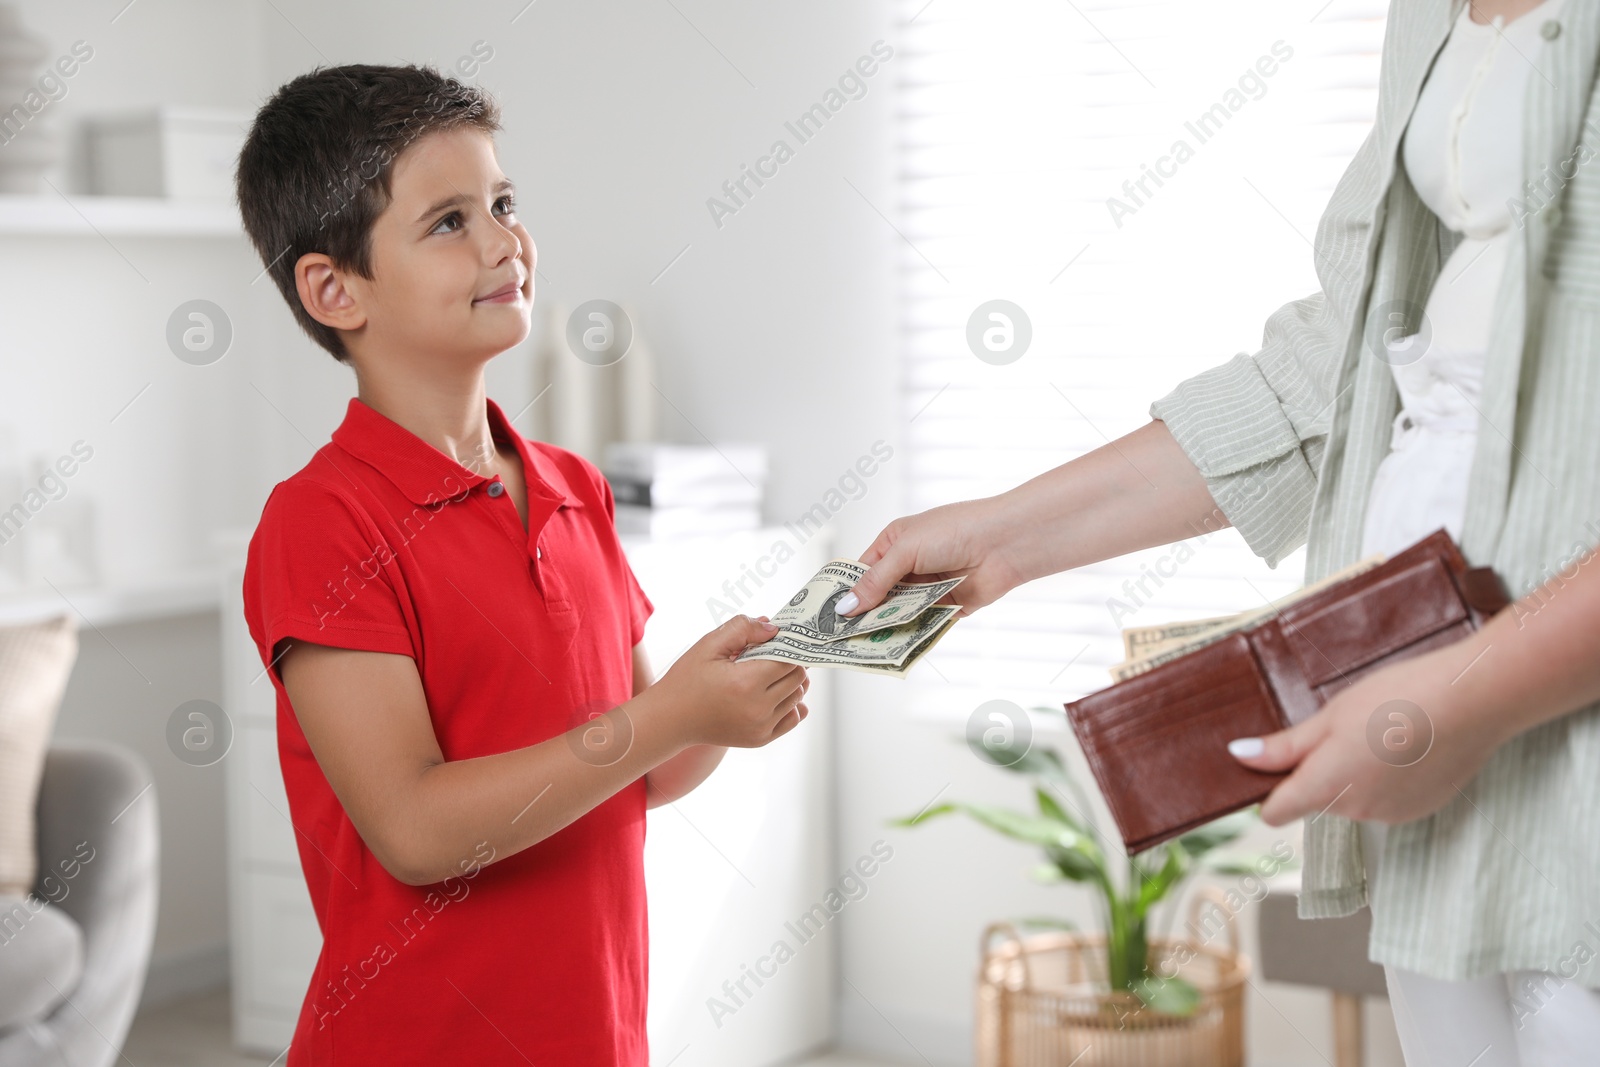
[1063,527,1511,854]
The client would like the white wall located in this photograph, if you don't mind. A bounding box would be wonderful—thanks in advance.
[6,0,266,1002]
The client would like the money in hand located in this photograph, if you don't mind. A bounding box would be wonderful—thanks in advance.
[736,559,965,678]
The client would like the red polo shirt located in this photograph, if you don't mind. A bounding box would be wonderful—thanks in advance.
[242,395,654,1066]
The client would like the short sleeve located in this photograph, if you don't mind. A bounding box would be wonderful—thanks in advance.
[624,560,655,647]
[591,464,655,646]
[243,480,415,685]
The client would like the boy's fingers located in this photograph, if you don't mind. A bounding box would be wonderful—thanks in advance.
[770,703,807,740]
[773,682,805,713]
[710,614,781,655]
[766,665,806,691]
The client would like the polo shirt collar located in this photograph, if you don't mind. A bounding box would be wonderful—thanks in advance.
[332,395,583,511]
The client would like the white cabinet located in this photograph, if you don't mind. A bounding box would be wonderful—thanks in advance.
[219,527,836,1066]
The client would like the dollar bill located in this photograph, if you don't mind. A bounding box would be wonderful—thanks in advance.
[1108,611,1268,681]
[766,559,966,643]
[735,559,965,677]
[1121,614,1242,662]
[737,605,961,678]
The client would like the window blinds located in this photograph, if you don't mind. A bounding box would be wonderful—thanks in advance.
[892,0,1391,723]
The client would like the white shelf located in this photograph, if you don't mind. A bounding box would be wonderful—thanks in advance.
[0,565,222,628]
[0,194,241,236]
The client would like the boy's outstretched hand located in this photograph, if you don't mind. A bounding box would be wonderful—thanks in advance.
[647,615,810,750]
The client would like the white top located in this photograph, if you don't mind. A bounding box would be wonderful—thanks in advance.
[1360,0,1567,559]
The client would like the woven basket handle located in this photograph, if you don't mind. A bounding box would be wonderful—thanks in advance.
[980,920,1035,991]
[1185,885,1241,958]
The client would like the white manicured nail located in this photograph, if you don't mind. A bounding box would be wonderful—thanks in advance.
[1228,738,1264,759]
[836,592,859,614]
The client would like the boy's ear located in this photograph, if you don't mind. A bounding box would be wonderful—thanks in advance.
[295,252,368,333]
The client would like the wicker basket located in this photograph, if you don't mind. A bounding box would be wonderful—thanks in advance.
[975,888,1249,1067]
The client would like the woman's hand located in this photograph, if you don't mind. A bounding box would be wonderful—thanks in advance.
[1227,637,1515,826]
[837,496,1032,618]
[838,420,1229,619]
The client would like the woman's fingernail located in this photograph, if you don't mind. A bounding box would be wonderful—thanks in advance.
[836,592,859,614]
[1228,738,1264,759]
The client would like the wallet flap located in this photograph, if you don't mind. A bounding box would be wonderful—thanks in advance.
[1277,555,1468,688]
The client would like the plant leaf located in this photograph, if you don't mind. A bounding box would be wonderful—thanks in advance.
[1035,786,1088,836]
[1131,974,1201,1017]
[1016,915,1078,932]
[895,800,1077,847]
[1174,810,1255,858]
[1031,862,1068,884]
[998,742,1071,784]
[1203,849,1301,876]
[895,800,1109,885]
[1133,846,1187,915]
[1045,843,1103,883]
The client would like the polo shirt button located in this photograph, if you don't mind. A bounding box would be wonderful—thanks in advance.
[536,546,542,559]
[487,481,505,497]
[1541,19,1560,40]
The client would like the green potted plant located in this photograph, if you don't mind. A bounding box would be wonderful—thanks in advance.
[893,707,1285,1059]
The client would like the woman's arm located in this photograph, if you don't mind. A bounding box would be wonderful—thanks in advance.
[1232,545,1600,825]
[840,418,1228,617]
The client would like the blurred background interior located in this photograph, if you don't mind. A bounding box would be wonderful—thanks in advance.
[0,0,1412,1064]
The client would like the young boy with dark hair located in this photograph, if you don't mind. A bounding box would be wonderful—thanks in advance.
[235,63,810,1065]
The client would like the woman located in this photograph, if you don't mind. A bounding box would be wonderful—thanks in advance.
[839,0,1600,1063]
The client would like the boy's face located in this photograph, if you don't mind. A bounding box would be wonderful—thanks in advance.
[339,126,535,370]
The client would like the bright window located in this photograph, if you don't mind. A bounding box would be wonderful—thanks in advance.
[894,0,1391,720]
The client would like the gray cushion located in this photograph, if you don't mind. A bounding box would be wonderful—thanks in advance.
[1257,882,1388,997]
[0,895,85,1030]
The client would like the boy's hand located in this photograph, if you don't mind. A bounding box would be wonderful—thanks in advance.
[651,615,810,749]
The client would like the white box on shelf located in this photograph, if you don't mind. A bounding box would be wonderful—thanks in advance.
[87,106,251,199]
[614,502,761,539]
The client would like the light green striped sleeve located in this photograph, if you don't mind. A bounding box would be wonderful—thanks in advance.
[1150,336,1328,569]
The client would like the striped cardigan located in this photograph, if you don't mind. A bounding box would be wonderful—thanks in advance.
[1150,0,1600,982]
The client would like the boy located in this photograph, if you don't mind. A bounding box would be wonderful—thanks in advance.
[235,64,810,1065]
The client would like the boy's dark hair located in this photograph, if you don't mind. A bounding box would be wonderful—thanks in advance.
[235,64,502,363]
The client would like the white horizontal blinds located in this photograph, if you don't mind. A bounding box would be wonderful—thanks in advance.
[895,0,1390,721]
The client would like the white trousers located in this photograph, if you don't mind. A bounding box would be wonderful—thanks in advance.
[1360,822,1600,1066]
